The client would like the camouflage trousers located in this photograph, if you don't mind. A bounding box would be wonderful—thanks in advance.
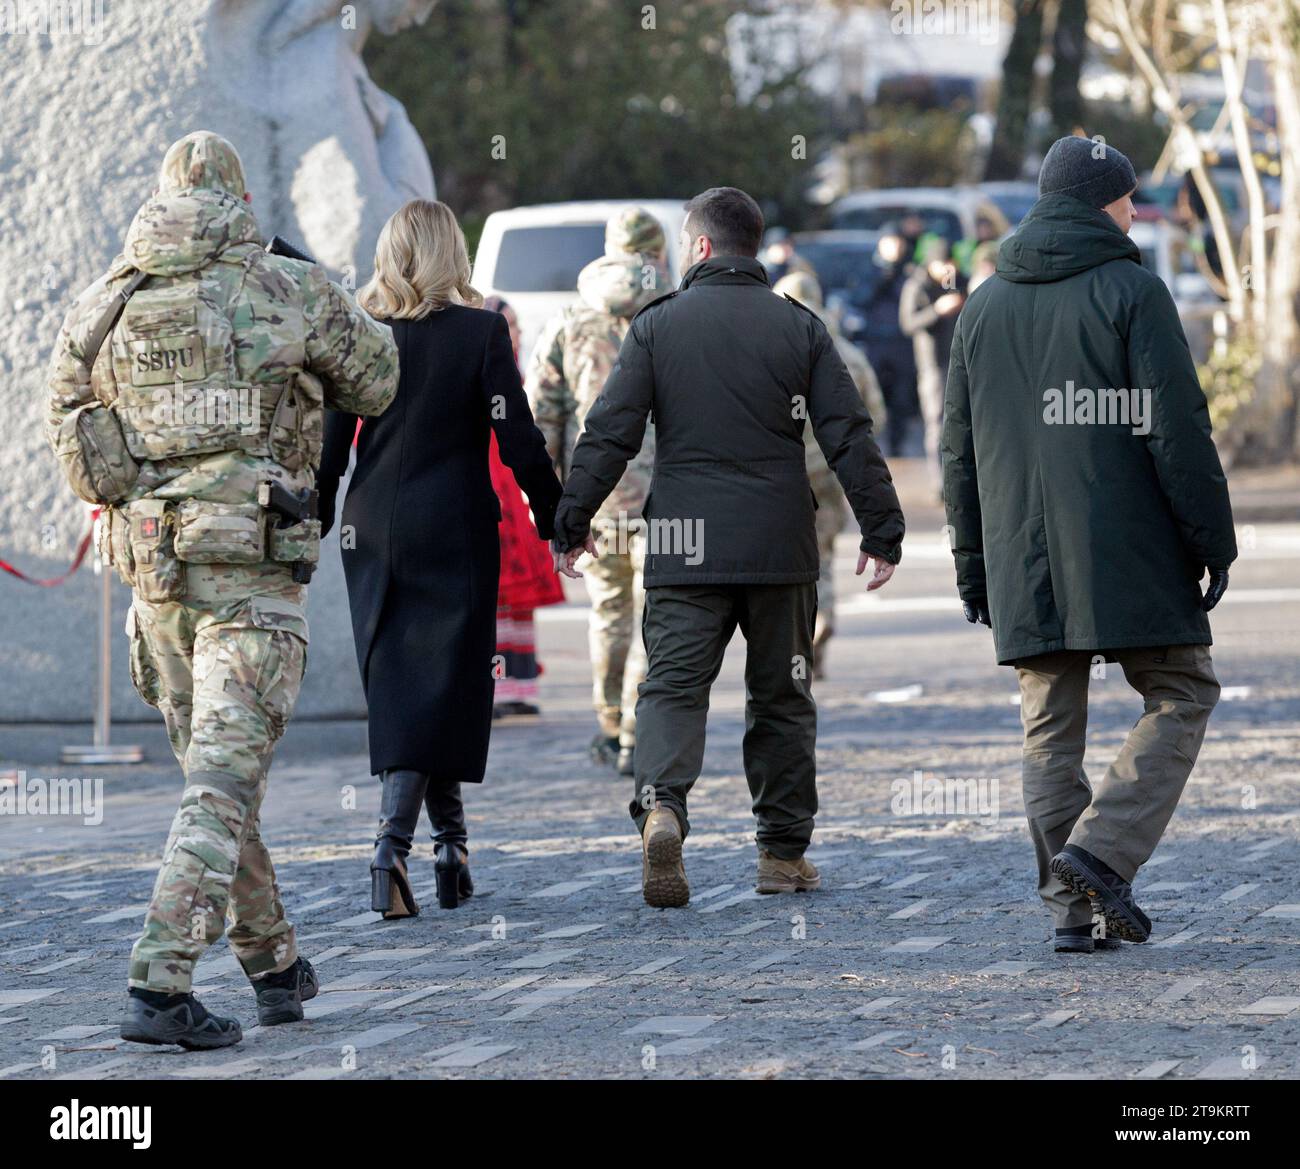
[812,493,848,672]
[585,523,647,748]
[126,561,307,993]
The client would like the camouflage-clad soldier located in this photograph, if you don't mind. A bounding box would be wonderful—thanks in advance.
[773,271,885,678]
[45,132,398,1050]
[526,207,669,775]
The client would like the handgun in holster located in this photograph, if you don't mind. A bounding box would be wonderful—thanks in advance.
[259,480,319,584]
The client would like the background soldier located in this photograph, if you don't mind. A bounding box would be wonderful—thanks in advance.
[526,207,670,776]
[46,131,399,1049]
[773,270,885,679]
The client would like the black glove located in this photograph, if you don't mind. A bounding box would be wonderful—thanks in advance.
[1202,567,1229,612]
[318,493,336,540]
[963,598,991,627]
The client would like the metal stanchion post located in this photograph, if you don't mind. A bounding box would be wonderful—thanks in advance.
[61,511,143,766]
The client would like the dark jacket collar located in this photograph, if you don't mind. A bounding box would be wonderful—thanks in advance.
[680,255,770,291]
[996,193,1139,284]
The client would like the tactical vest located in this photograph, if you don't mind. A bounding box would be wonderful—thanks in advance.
[100,258,320,472]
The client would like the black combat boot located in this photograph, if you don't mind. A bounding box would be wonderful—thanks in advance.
[252,956,319,1026]
[426,780,472,909]
[1051,844,1151,943]
[371,769,427,918]
[121,988,242,1050]
[1054,924,1094,953]
[589,733,620,767]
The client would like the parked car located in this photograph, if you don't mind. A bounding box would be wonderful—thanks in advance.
[784,230,881,300]
[1129,219,1218,306]
[1134,170,1246,234]
[471,199,687,366]
[975,181,1040,228]
[830,187,1010,245]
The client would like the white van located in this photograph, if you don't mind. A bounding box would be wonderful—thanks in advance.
[471,199,688,369]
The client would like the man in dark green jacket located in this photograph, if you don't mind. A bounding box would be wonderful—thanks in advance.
[554,187,904,908]
[942,136,1236,949]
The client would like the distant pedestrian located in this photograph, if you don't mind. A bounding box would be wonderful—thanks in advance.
[552,187,904,908]
[942,135,1236,951]
[900,235,966,494]
[773,270,885,679]
[526,207,671,776]
[858,226,920,456]
[484,295,565,719]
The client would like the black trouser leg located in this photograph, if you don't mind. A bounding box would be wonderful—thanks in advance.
[629,586,738,838]
[736,583,819,859]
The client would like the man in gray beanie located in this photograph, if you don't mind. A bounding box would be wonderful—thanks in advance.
[941,135,1235,953]
[1037,133,1140,212]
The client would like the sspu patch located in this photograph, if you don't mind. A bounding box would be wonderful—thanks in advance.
[128,334,207,386]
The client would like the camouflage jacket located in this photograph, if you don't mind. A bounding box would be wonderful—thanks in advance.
[46,187,398,511]
[525,250,669,527]
[806,325,884,519]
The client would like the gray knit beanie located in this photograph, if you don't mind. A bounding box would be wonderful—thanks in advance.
[1038,136,1138,209]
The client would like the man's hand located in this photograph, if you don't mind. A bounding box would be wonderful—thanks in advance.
[554,534,599,579]
[1202,566,1229,612]
[962,598,991,627]
[856,552,896,591]
[934,291,964,316]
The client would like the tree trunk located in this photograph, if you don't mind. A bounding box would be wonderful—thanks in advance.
[1261,0,1300,458]
[1049,0,1088,137]
[985,0,1048,180]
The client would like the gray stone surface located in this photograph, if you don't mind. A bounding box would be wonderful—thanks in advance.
[0,1,434,720]
[1,521,1299,1078]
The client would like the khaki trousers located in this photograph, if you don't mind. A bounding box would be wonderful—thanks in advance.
[1015,645,1219,929]
[585,525,647,748]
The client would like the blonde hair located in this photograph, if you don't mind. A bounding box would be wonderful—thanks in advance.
[358,199,483,319]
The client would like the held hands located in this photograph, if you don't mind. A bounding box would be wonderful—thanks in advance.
[856,552,896,591]
[963,598,991,627]
[1202,567,1229,613]
[554,534,599,579]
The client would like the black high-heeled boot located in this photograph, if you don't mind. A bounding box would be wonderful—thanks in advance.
[426,781,472,908]
[371,769,427,918]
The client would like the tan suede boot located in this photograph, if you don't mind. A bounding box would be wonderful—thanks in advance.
[641,802,689,908]
[756,850,821,894]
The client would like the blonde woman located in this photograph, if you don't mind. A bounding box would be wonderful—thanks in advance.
[317,200,562,915]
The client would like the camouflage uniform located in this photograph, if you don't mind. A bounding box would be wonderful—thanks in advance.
[526,208,669,750]
[773,272,884,674]
[46,132,398,993]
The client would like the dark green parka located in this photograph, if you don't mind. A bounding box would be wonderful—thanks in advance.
[941,194,1236,665]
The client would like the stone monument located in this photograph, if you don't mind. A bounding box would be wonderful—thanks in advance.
[0,0,435,724]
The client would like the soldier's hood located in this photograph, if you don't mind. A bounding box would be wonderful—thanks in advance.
[123,187,263,276]
[577,251,669,319]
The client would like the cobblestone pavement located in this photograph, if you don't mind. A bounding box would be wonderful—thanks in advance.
[2,516,1298,1081]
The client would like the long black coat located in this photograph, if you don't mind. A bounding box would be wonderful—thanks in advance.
[941,194,1236,665]
[317,306,561,779]
[552,256,904,586]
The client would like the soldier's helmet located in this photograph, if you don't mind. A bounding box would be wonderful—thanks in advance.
[773,270,824,312]
[157,131,247,199]
[605,206,666,261]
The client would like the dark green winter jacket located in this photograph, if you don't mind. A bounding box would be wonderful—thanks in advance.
[941,194,1236,665]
